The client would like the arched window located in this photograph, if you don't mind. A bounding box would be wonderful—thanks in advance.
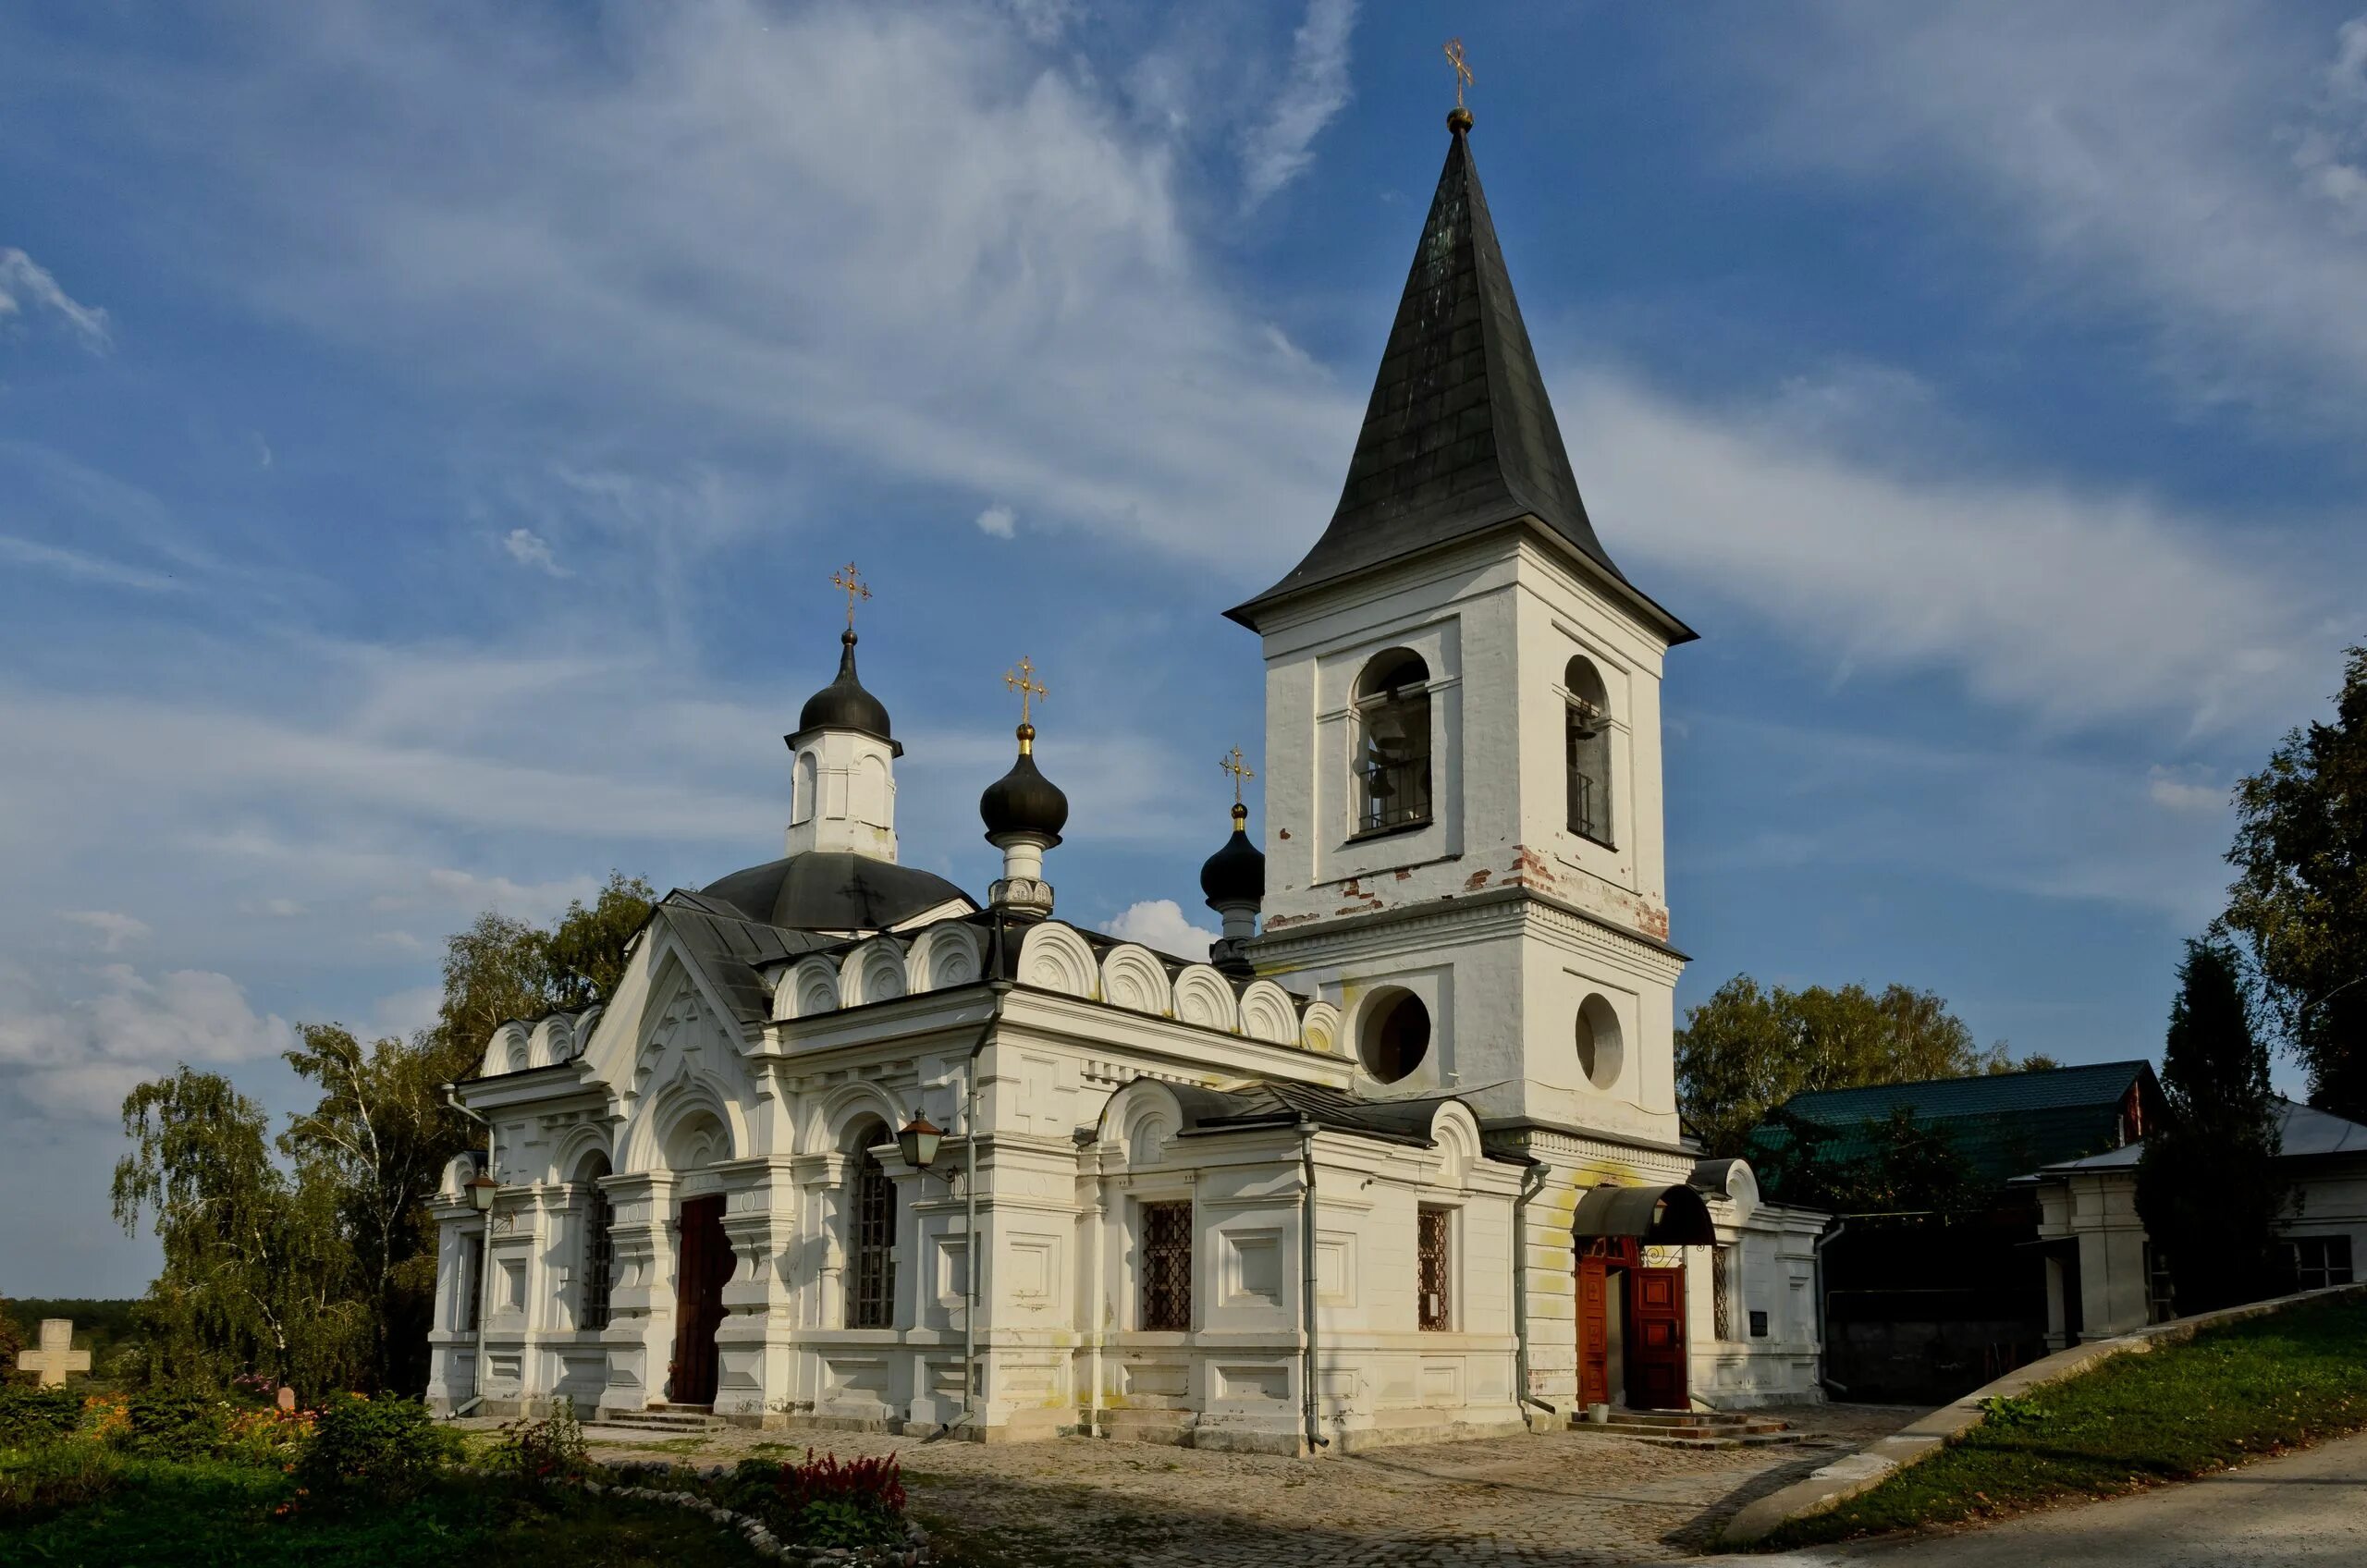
[1354,650,1431,836]
[578,1152,616,1331]
[846,1124,897,1329]
[791,751,819,826]
[853,753,890,828]
[1564,656,1613,846]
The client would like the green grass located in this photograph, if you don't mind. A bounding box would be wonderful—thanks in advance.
[1764,1292,2367,1549]
[0,1452,776,1568]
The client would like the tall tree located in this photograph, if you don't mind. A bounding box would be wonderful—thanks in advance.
[111,1068,366,1394]
[2225,645,2367,1121]
[1677,975,2011,1158]
[2135,936,2286,1313]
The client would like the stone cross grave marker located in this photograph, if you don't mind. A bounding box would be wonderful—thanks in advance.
[18,1318,91,1389]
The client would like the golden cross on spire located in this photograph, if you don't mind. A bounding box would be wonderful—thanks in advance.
[831,561,869,630]
[1443,37,1474,110]
[1004,655,1047,727]
[1220,746,1256,808]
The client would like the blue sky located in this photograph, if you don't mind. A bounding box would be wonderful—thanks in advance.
[5,1,2365,1294]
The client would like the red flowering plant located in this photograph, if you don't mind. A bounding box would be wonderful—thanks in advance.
[720,1449,906,1550]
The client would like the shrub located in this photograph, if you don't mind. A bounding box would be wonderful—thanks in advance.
[120,1390,231,1460]
[0,1439,119,1523]
[0,1387,82,1448]
[489,1401,590,1488]
[218,1404,315,1468]
[296,1392,454,1501]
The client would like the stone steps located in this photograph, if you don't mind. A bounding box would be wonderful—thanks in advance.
[594,1403,727,1438]
[1569,1410,1803,1450]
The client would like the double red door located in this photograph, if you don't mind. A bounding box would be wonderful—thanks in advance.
[1577,1239,1688,1411]
[669,1195,732,1405]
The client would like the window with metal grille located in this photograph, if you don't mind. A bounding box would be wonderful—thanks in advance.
[1139,1201,1194,1331]
[464,1236,484,1332]
[2144,1243,2177,1324]
[1417,1207,1453,1331]
[1711,1245,1735,1341]
[2289,1235,2354,1292]
[581,1176,616,1332]
[1354,651,1431,836]
[1564,657,1613,846]
[847,1147,898,1329]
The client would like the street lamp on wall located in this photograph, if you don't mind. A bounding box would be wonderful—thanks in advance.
[896,1112,946,1175]
[465,1170,497,1214]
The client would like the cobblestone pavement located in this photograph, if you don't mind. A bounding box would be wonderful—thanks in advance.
[526,1404,1915,1567]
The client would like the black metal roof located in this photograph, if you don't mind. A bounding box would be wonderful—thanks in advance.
[1228,120,1692,643]
[979,727,1069,843]
[1198,805,1265,907]
[790,630,899,753]
[1169,1080,1476,1150]
[695,852,975,933]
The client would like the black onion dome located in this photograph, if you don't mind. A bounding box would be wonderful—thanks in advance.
[793,630,895,747]
[1200,803,1266,907]
[980,724,1069,843]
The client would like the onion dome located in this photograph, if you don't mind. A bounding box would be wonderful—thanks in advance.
[794,630,895,748]
[1200,802,1266,908]
[979,724,1068,844]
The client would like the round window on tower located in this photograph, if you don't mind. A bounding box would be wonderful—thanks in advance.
[1575,993,1624,1091]
[1359,988,1431,1084]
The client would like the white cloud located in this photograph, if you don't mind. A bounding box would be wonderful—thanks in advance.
[1240,0,1358,208]
[501,526,570,577]
[0,533,185,593]
[1724,5,2367,424]
[975,503,1017,539]
[0,246,110,351]
[0,962,289,1121]
[1563,367,2349,735]
[61,910,151,952]
[1101,898,1218,960]
[2147,766,2228,814]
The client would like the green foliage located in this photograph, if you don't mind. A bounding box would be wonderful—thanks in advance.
[794,1496,897,1550]
[0,1387,83,1447]
[297,1392,456,1501]
[119,1390,233,1460]
[0,1301,23,1389]
[2,1455,775,1565]
[490,1402,592,1488]
[1676,975,2014,1158]
[2225,644,2367,1122]
[111,874,652,1402]
[2136,935,2287,1313]
[110,1067,370,1397]
[0,1437,120,1524]
[1977,1393,2044,1430]
[1765,1292,2367,1547]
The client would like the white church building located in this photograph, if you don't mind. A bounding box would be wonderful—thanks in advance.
[426,106,1826,1452]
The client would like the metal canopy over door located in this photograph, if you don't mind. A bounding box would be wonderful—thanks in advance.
[669,1194,731,1405]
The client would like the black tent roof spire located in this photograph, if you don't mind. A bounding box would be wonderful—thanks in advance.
[1228,101,1692,643]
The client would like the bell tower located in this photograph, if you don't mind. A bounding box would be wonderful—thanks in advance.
[784,565,902,863]
[1233,108,1696,1145]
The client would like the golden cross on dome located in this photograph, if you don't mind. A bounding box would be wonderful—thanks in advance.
[1443,37,1474,110]
[831,561,869,629]
[1004,655,1047,726]
[1220,746,1256,807]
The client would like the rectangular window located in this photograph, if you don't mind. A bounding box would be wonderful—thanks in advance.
[464,1236,484,1333]
[1711,1245,1735,1342]
[1139,1201,1195,1331]
[581,1187,616,1331]
[2144,1243,2177,1324]
[1417,1207,1453,1331]
[2290,1236,2355,1292]
[847,1152,898,1329]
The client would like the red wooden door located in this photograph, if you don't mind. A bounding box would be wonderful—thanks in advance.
[1576,1256,1612,1407]
[1626,1265,1688,1411]
[670,1195,730,1405]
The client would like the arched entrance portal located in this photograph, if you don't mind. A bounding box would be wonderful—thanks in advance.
[1574,1183,1712,1412]
[663,1109,734,1407]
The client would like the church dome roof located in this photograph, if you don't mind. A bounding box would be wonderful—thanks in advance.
[980,725,1068,844]
[698,851,972,932]
[794,630,895,748]
[1199,803,1265,907]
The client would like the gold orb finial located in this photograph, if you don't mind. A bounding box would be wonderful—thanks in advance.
[1443,38,1474,131]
